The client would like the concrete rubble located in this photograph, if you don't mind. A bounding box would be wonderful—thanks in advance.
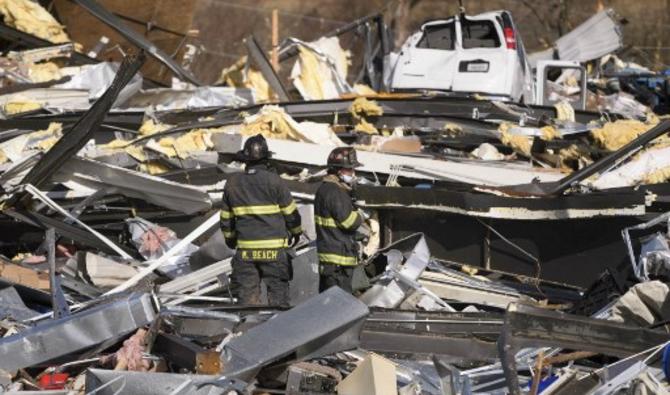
[0,1,668,394]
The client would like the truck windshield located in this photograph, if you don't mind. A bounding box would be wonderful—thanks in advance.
[461,19,501,49]
[417,22,455,50]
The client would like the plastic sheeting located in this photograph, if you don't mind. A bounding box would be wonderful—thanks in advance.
[124,87,254,110]
[127,217,198,278]
[56,62,143,106]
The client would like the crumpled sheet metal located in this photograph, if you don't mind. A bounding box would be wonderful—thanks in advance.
[124,87,254,110]
[0,292,156,373]
[85,369,227,395]
[220,286,369,381]
[555,9,623,63]
[359,235,430,308]
[53,156,212,215]
[55,62,143,106]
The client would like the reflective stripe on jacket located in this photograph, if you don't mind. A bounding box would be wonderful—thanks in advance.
[314,175,362,266]
[220,163,302,251]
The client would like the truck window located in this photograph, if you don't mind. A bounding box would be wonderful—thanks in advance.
[417,22,455,50]
[461,20,500,49]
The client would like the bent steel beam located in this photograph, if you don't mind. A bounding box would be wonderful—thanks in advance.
[245,35,291,102]
[498,303,670,395]
[73,0,201,86]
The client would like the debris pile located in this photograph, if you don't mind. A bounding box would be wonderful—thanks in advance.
[0,1,669,394]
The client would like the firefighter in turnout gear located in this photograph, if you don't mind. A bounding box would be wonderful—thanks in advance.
[315,147,364,293]
[220,134,302,306]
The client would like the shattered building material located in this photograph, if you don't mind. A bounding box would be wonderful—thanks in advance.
[0,89,90,115]
[105,211,220,295]
[0,259,49,290]
[497,119,670,196]
[0,285,38,320]
[217,56,273,103]
[498,303,670,394]
[288,37,352,101]
[219,286,369,381]
[359,235,433,308]
[418,268,530,309]
[554,9,623,63]
[54,62,143,105]
[14,52,145,192]
[245,35,290,102]
[0,0,71,44]
[73,252,138,289]
[124,86,254,110]
[240,105,344,145]
[622,211,670,282]
[589,145,670,189]
[52,156,212,214]
[263,136,564,186]
[591,119,658,152]
[0,4,670,394]
[0,292,156,373]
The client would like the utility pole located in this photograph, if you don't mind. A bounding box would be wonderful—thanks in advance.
[271,8,279,71]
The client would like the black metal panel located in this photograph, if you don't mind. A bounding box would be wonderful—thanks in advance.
[386,209,644,287]
[356,184,645,213]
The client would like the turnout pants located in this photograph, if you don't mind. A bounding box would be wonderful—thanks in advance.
[231,249,291,307]
[319,264,355,293]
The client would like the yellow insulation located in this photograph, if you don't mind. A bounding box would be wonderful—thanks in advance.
[350,97,383,117]
[498,123,532,157]
[139,161,169,175]
[295,46,326,100]
[644,166,670,185]
[354,118,378,134]
[218,56,274,102]
[0,0,70,43]
[156,129,213,159]
[138,119,172,137]
[28,62,62,83]
[4,101,41,115]
[540,126,560,141]
[241,106,302,140]
[349,97,383,135]
[591,119,658,151]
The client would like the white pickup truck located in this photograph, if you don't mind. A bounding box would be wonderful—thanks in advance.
[386,10,587,109]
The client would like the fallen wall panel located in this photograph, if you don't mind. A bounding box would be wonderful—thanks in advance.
[0,292,156,373]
